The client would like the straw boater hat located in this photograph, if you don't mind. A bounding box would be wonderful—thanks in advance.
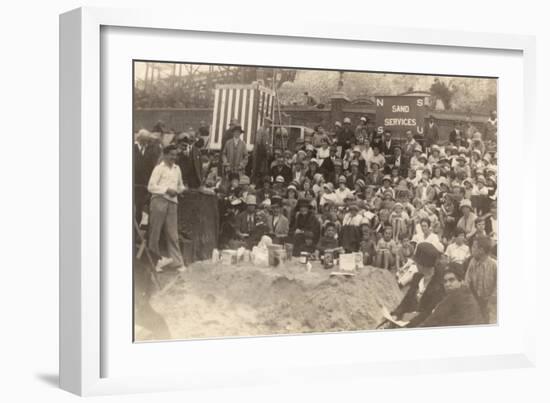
[353,146,361,154]
[239,175,250,186]
[459,199,473,210]
[245,194,257,206]
[338,175,347,184]
[382,174,392,183]
[287,184,297,192]
[275,175,285,184]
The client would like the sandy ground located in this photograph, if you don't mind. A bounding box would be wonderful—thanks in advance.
[135,260,404,341]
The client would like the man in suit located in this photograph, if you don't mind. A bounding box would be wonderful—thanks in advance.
[134,129,161,224]
[177,136,203,189]
[386,145,407,176]
[379,130,395,160]
[252,116,273,185]
[222,126,248,177]
[425,115,439,149]
[449,121,463,146]
[269,196,289,244]
[270,154,292,184]
[346,160,365,189]
[233,195,268,249]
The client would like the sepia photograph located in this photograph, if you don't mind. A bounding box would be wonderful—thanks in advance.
[132,61,498,342]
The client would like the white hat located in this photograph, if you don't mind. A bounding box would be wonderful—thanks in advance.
[275,175,285,183]
[245,194,257,206]
[343,117,351,124]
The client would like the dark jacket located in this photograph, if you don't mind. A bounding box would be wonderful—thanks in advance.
[134,143,161,186]
[271,164,292,184]
[392,270,446,328]
[419,285,485,328]
[177,145,203,188]
[290,211,321,256]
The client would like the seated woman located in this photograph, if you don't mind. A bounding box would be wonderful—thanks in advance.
[389,242,446,328]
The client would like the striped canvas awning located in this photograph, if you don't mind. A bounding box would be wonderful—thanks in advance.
[209,83,275,150]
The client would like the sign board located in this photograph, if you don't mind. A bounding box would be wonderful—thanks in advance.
[375,96,426,138]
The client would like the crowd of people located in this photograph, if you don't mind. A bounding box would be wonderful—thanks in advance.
[134,112,498,328]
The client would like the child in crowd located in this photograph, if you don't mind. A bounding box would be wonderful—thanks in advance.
[376,226,398,270]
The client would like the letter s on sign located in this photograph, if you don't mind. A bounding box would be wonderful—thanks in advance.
[417,99,424,107]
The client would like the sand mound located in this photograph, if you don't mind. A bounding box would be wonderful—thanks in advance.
[144,261,403,341]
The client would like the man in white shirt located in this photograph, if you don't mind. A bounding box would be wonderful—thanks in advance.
[147,145,186,272]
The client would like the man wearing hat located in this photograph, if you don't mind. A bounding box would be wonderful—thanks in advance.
[233,194,265,249]
[269,196,289,244]
[386,145,407,176]
[222,125,248,176]
[388,242,446,328]
[337,117,355,153]
[346,159,365,189]
[221,117,241,150]
[403,129,420,159]
[177,133,203,189]
[270,153,292,184]
[252,115,273,185]
[355,116,369,142]
[290,198,320,256]
[379,129,395,160]
[449,121,463,147]
[425,115,440,149]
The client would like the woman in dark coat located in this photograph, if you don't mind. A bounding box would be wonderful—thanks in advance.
[290,198,321,257]
[390,242,446,328]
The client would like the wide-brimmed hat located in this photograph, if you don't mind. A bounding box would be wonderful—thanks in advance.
[459,199,472,209]
[239,175,250,185]
[270,195,283,207]
[245,194,257,206]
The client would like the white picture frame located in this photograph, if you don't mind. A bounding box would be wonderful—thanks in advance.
[60,6,537,396]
